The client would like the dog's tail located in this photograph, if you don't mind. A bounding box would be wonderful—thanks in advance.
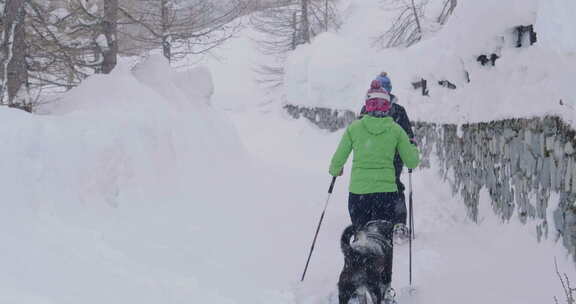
[341,225,356,259]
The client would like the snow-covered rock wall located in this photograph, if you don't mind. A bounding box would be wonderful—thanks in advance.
[285,106,576,259]
[284,104,356,131]
[413,117,576,259]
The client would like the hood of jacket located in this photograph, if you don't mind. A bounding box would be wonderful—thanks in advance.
[360,115,394,135]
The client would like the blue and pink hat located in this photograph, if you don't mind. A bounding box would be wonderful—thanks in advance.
[365,80,391,113]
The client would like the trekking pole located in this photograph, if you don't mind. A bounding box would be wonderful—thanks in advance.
[301,176,337,282]
[408,169,414,286]
[409,169,415,240]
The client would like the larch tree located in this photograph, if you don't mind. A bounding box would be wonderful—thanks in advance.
[251,0,339,88]
[119,0,244,63]
[251,0,338,56]
[0,0,122,111]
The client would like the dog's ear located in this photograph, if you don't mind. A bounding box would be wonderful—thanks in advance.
[341,225,356,258]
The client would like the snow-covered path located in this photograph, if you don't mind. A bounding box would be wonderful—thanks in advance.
[2,101,572,304]
[226,109,575,304]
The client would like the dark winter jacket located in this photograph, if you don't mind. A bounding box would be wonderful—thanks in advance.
[360,100,415,178]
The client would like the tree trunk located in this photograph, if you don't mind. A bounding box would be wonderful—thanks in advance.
[102,0,118,74]
[410,0,423,39]
[301,0,310,43]
[291,11,298,50]
[1,0,29,110]
[161,0,171,62]
[324,0,329,32]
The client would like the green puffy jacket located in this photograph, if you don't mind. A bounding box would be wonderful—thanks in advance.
[329,115,420,194]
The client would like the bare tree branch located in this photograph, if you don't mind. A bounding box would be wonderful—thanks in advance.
[437,0,457,25]
[555,258,575,304]
[119,0,244,62]
[374,0,428,48]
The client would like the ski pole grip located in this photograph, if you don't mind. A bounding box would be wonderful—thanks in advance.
[408,169,413,174]
[328,176,337,193]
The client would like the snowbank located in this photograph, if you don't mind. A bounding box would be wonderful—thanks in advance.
[0,56,250,303]
[283,0,576,127]
[537,0,576,53]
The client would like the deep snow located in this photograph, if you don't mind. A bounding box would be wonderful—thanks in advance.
[284,0,576,127]
[2,0,576,303]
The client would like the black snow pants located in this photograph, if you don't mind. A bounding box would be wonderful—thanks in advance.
[348,192,398,285]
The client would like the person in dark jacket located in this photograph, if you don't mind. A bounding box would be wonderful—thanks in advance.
[360,76,415,241]
[330,83,420,296]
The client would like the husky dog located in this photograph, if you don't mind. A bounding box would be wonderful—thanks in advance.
[338,220,395,304]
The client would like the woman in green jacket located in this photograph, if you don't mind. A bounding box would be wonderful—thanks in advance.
[329,84,420,289]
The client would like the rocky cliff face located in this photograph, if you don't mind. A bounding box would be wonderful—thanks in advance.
[285,105,576,259]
